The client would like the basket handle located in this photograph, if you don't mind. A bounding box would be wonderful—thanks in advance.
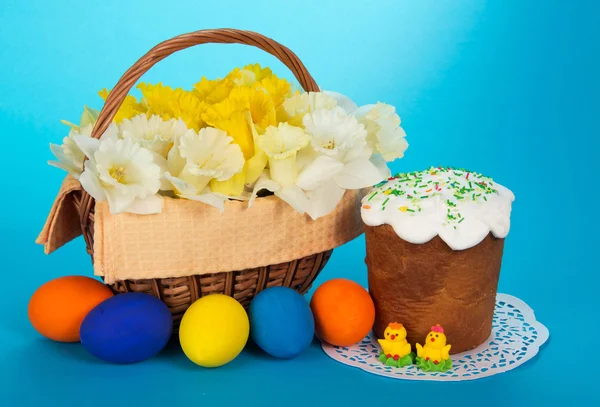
[90,28,320,140]
[79,28,319,248]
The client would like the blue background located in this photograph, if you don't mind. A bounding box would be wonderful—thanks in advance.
[0,0,596,405]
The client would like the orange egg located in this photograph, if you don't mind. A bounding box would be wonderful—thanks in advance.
[310,278,375,347]
[28,276,114,342]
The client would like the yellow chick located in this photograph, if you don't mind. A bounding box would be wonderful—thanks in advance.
[377,322,412,360]
[416,324,452,365]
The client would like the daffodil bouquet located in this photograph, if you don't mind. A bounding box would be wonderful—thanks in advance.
[48,64,408,219]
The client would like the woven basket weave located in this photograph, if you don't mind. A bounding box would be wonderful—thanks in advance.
[76,29,339,329]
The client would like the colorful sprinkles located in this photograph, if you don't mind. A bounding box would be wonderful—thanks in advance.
[361,166,499,227]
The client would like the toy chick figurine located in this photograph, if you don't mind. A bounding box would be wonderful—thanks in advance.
[377,322,415,367]
[415,324,452,372]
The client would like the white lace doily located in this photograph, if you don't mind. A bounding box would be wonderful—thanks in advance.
[321,293,549,381]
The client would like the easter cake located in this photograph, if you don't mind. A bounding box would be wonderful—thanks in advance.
[361,167,514,354]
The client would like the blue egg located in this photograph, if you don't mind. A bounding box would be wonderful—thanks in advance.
[80,292,172,364]
[249,286,315,359]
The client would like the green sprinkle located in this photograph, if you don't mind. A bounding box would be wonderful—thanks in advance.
[406,208,415,213]
[382,198,390,206]
[368,192,377,201]
[484,196,488,201]
[421,195,429,199]
[458,218,465,223]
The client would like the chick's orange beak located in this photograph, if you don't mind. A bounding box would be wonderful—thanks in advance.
[391,334,396,340]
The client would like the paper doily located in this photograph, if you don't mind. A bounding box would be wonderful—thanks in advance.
[321,293,549,381]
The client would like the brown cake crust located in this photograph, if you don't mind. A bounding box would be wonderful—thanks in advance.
[365,224,504,354]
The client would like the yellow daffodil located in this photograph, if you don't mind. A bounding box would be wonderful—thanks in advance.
[202,98,254,159]
[98,89,146,123]
[169,90,206,131]
[228,63,273,86]
[136,83,205,131]
[192,76,236,104]
[136,82,174,119]
[254,75,292,109]
[228,86,276,132]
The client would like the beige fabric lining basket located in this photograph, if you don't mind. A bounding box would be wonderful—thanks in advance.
[37,29,366,329]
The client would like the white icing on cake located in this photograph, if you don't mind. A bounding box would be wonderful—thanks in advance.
[360,167,515,250]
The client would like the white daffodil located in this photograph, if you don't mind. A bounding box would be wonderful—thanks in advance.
[302,107,369,162]
[353,102,408,161]
[297,107,389,220]
[257,123,309,186]
[48,124,93,179]
[247,123,311,213]
[118,114,186,158]
[278,92,338,126]
[163,127,245,211]
[75,136,163,215]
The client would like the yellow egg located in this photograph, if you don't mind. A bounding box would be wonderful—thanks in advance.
[179,294,249,368]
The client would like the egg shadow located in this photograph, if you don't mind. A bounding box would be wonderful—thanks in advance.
[9,337,110,372]
[153,336,198,370]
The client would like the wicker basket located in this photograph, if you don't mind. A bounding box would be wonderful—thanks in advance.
[74,29,348,330]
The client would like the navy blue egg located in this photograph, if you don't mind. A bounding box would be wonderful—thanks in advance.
[80,292,172,364]
[249,286,315,359]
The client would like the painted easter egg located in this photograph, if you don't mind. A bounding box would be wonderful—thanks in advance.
[28,276,114,342]
[80,292,173,364]
[249,287,314,359]
[310,278,375,347]
[179,294,249,368]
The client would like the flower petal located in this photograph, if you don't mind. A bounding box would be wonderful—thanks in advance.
[275,185,309,214]
[245,150,268,185]
[100,123,120,142]
[167,131,187,175]
[209,171,246,196]
[150,152,171,190]
[164,172,197,195]
[296,155,344,190]
[335,158,387,189]
[180,190,228,212]
[104,188,136,214]
[79,165,106,201]
[324,91,358,113]
[305,180,346,220]
[370,153,392,179]
[72,135,100,159]
[126,194,164,214]
[352,104,376,119]
[248,171,280,208]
